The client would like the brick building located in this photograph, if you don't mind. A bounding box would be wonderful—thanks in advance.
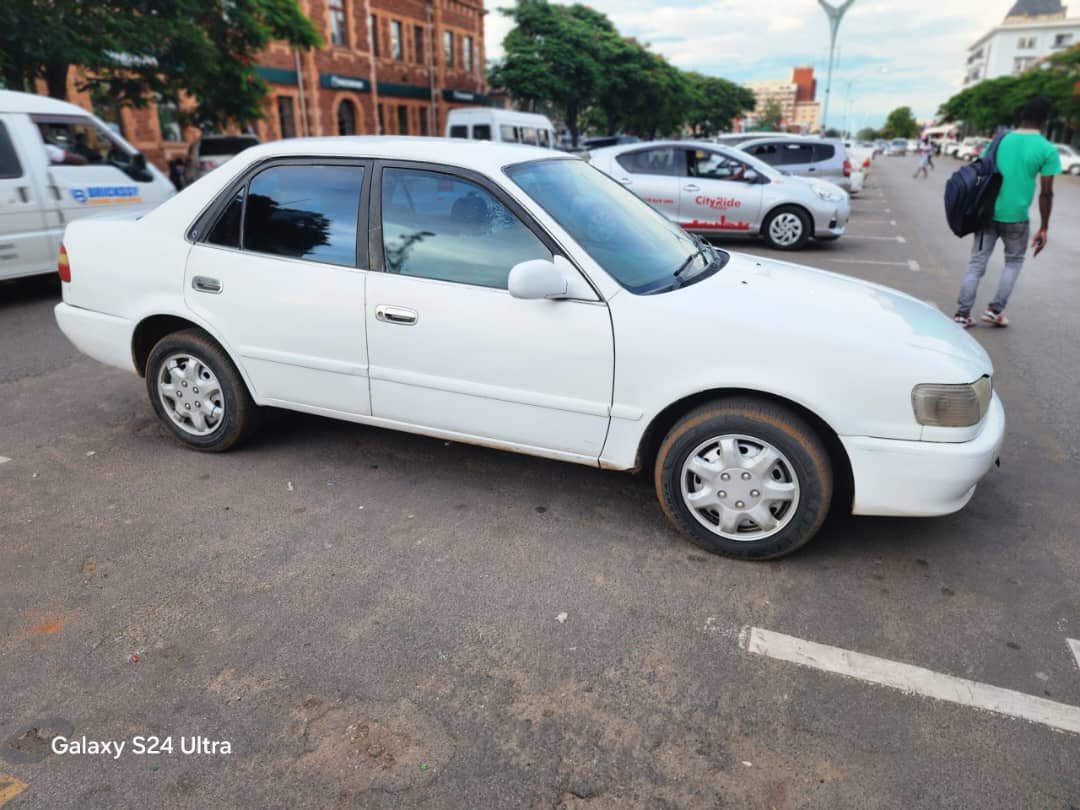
[56,0,487,171]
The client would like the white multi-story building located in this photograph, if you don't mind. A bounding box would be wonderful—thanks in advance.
[964,0,1080,86]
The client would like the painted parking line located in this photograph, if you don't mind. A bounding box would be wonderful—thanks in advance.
[741,627,1080,736]
[1068,638,1080,671]
[845,235,906,243]
[0,456,10,464]
[0,774,27,807]
[850,219,898,226]
[826,258,920,271]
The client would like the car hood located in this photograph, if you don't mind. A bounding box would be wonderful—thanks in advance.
[689,253,991,375]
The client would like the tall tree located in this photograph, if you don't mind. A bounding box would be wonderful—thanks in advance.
[0,0,320,130]
[490,0,610,146]
[684,72,756,136]
[759,99,784,130]
[882,106,920,138]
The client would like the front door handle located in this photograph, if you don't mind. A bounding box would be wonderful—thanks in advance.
[16,186,30,203]
[617,177,632,185]
[375,304,418,325]
[192,275,223,294]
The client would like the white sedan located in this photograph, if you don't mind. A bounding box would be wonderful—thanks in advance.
[54,137,1004,560]
[588,140,849,250]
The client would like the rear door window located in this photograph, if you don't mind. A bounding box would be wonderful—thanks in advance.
[746,143,780,165]
[812,143,836,162]
[449,125,468,139]
[242,164,364,267]
[777,143,814,166]
[615,147,685,177]
[499,125,518,142]
[472,124,492,140]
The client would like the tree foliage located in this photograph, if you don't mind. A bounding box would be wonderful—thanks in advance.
[856,126,878,141]
[759,99,784,130]
[0,0,320,131]
[882,106,919,138]
[938,47,1079,133]
[489,0,752,143]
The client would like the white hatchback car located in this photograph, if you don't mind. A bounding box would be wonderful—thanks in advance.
[588,140,848,250]
[55,137,1004,559]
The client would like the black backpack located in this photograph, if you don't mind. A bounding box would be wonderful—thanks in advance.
[943,132,1006,237]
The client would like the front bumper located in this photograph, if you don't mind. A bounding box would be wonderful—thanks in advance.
[55,302,137,374]
[812,199,849,238]
[841,393,1005,517]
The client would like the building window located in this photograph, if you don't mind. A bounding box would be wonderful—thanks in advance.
[390,20,403,61]
[443,30,454,67]
[397,105,409,135]
[338,99,357,135]
[1053,32,1073,48]
[463,36,473,73]
[155,95,182,142]
[419,106,429,135]
[1013,56,1035,73]
[377,104,385,134]
[369,14,380,57]
[329,0,347,47]
[414,25,425,64]
[1017,36,1036,49]
[277,96,297,138]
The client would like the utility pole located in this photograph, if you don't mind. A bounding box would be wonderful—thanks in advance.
[817,0,855,134]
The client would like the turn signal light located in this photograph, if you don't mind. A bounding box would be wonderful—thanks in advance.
[58,243,71,282]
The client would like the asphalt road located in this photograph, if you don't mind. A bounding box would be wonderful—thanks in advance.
[1,156,1079,809]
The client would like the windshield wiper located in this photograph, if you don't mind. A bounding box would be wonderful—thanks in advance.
[673,251,698,279]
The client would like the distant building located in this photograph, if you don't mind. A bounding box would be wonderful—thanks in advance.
[742,67,820,132]
[964,0,1079,85]
[42,0,487,171]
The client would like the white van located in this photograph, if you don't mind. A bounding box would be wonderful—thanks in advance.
[0,89,175,281]
[445,107,556,149]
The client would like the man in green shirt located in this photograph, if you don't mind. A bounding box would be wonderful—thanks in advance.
[954,96,1061,328]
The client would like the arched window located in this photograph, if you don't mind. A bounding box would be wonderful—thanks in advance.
[337,100,357,136]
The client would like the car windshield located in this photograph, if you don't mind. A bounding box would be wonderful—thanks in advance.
[506,158,716,294]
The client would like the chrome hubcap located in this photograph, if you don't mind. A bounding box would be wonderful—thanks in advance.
[679,434,800,541]
[768,213,803,246]
[157,353,224,436]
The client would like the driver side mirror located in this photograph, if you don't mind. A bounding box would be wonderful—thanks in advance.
[508,256,596,301]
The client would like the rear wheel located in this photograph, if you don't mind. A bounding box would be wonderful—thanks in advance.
[1070,165,1080,176]
[761,206,811,250]
[654,398,832,560]
[145,329,258,452]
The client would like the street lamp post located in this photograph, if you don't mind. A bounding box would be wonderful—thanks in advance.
[817,0,855,134]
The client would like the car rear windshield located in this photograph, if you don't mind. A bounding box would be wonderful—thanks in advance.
[506,158,713,295]
[199,137,259,156]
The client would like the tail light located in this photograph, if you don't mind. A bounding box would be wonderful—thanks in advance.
[843,159,852,177]
[57,243,71,282]
[862,158,870,168]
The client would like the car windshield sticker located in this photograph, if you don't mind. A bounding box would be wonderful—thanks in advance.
[70,186,142,205]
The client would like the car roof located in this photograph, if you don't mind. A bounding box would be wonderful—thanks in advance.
[223,136,572,172]
[589,139,739,158]
[0,89,95,116]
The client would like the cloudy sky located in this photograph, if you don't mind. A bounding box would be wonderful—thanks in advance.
[484,0,1016,128]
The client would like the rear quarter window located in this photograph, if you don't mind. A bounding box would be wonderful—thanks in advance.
[812,144,836,162]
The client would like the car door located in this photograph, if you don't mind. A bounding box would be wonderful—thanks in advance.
[33,114,173,225]
[184,160,372,415]
[678,147,763,234]
[0,115,57,281]
[364,162,613,460]
[774,142,816,177]
[609,147,682,222]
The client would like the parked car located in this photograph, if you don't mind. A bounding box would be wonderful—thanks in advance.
[54,137,1004,560]
[738,136,854,192]
[589,140,848,250]
[580,134,639,150]
[955,137,990,162]
[942,139,962,157]
[447,107,556,149]
[885,138,908,156]
[843,140,875,177]
[183,135,259,185]
[0,89,174,282]
[1055,143,1080,175]
[712,131,789,147]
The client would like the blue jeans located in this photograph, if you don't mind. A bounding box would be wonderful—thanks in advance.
[956,221,1029,315]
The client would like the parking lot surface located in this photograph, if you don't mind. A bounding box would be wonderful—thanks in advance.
[2,156,1079,808]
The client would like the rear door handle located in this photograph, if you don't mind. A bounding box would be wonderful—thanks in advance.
[16,186,29,203]
[683,184,700,192]
[192,275,223,294]
[375,304,418,325]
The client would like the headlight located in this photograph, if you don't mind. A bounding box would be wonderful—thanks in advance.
[911,376,992,427]
[811,184,845,203]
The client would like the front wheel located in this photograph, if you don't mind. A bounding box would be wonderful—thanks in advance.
[761,206,811,251]
[1069,165,1080,176]
[145,329,259,452]
[654,399,833,560]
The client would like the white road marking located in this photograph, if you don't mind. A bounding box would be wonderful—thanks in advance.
[850,219,898,226]
[742,627,1080,735]
[0,456,10,465]
[1068,638,1080,671]
[824,258,919,271]
[845,235,906,243]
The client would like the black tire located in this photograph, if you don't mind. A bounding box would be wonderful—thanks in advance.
[145,328,259,452]
[654,398,832,560]
[761,205,812,251]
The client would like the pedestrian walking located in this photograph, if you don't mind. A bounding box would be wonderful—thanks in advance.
[953,96,1061,328]
[913,140,931,179]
